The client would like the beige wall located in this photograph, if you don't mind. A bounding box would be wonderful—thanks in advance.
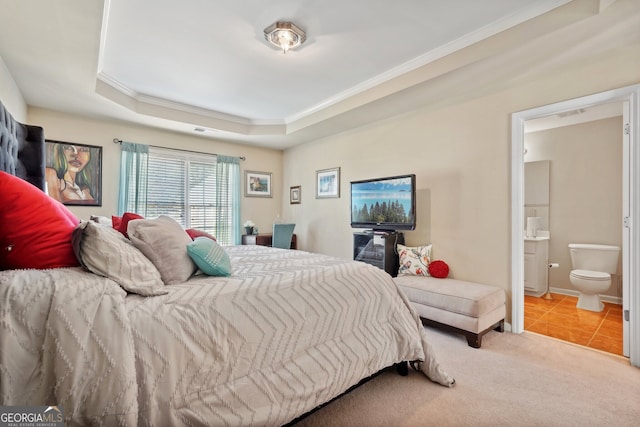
[27,108,284,233]
[0,56,26,121]
[282,42,639,321]
[525,117,623,299]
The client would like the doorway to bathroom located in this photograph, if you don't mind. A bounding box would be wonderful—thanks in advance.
[523,106,623,355]
[510,84,640,368]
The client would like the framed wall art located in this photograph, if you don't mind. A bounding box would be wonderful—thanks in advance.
[290,185,301,204]
[316,167,340,199]
[245,170,272,197]
[45,140,102,206]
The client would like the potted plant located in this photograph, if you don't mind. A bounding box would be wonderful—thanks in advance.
[243,220,256,235]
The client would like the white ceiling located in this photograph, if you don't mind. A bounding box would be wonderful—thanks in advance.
[0,0,576,149]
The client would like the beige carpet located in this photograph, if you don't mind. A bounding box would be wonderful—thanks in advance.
[293,326,640,427]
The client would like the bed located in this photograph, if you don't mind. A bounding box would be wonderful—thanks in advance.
[0,100,453,426]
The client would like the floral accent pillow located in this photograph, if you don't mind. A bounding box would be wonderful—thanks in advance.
[397,243,432,276]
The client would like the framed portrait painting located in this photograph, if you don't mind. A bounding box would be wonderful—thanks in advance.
[316,167,340,199]
[245,170,272,197]
[290,185,301,204]
[45,140,102,206]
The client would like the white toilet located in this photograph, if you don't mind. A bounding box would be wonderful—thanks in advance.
[568,243,620,312]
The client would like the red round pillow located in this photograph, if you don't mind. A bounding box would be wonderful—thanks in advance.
[428,260,449,278]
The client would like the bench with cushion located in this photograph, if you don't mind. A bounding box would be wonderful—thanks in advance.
[394,275,506,348]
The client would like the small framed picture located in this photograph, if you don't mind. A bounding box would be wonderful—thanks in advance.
[245,170,272,197]
[45,140,102,206]
[290,185,301,204]
[316,167,340,199]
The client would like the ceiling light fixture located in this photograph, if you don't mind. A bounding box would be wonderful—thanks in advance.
[264,21,306,54]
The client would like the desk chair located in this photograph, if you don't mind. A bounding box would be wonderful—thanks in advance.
[272,223,296,249]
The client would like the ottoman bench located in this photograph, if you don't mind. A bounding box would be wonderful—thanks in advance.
[394,275,506,348]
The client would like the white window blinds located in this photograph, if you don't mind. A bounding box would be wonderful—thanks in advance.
[146,150,187,222]
[119,144,240,245]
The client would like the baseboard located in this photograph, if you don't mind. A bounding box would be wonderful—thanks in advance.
[524,289,546,297]
[548,287,622,305]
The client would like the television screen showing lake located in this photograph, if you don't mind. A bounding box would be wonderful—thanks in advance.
[351,177,413,224]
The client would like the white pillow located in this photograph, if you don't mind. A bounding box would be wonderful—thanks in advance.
[397,243,432,276]
[128,215,197,285]
[72,221,167,296]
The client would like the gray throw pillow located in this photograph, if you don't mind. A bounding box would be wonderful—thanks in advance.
[72,221,167,296]
[127,215,197,285]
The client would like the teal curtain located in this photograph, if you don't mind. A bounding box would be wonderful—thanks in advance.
[118,142,149,215]
[216,155,241,245]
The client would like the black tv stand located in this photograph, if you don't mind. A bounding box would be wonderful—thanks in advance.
[353,230,405,277]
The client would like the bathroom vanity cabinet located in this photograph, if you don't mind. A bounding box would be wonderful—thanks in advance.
[524,238,549,296]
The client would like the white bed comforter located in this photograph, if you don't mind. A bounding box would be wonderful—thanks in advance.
[1,245,453,426]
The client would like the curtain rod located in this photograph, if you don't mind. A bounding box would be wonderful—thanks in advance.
[112,138,246,161]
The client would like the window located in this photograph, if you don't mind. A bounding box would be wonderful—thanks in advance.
[119,145,240,245]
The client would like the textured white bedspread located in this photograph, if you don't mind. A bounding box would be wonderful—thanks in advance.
[1,246,453,426]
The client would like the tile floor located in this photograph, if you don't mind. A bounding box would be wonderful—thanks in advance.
[524,293,623,356]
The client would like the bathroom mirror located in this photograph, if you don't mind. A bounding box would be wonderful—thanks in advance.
[524,160,550,231]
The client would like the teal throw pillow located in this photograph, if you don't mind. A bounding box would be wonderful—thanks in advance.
[186,237,232,277]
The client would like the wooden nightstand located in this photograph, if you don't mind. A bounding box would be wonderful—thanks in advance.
[242,233,297,249]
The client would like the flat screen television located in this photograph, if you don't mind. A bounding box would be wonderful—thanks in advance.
[350,174,416,231]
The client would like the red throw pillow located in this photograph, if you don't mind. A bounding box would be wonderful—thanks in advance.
[186,228,217,242]
[117,212,144,238]
[0,171,80,269]
[112,215,123,230]
[428,260,449,278]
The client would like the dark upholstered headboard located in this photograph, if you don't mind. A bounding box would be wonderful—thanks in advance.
[0,100,46,190]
